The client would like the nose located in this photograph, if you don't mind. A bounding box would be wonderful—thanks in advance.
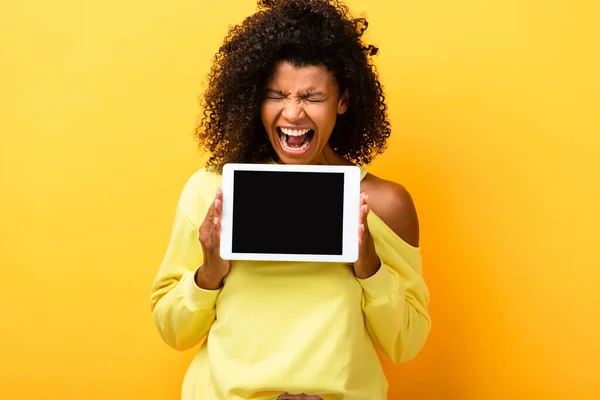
[281,100,304,121]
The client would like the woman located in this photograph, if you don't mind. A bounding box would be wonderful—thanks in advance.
[149,0,431,399]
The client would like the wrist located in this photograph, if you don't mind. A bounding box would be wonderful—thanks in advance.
[194,265,224,290]
[355,257,381,279]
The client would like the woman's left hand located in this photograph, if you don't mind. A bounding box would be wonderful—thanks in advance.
[353,192,381,279]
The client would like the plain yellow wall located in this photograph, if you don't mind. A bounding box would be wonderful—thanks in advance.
[1,0,599,399]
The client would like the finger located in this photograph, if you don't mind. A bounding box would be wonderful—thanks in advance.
[214,198,222,217]
[213,188,224,218]
[211,216,221,247]
[360,204,369,224]
[362,209,371,237]
[201,189,222,228]
[358,223,365,247]
[361,205,372,239]
[211,199,223,217]
[360,192,367,206]
[202,202,215,228]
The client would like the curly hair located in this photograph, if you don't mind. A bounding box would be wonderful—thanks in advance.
[195,0,391,172]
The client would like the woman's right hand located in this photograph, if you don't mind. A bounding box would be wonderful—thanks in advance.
[195,188,231,290]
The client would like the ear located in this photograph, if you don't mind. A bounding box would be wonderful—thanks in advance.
[337,89,349,115]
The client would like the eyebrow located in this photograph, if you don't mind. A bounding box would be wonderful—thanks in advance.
[266,88,326,96]
[300,91,326,97]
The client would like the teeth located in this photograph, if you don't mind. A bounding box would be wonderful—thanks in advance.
[280,128,310,136]
[282,137,311,151]
[279,130,313,152]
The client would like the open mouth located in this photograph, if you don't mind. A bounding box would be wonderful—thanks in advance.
[277,127,315,155]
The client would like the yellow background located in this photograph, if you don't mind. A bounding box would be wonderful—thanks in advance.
[1,0,599,399]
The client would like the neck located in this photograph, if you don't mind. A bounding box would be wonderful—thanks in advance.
[309,144,353,166]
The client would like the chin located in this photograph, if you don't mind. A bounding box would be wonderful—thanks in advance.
[274,150,314,165]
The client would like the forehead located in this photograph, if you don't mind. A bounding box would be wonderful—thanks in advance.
[268,61,338,91]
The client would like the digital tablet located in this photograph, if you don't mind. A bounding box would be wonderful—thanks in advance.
[220,163,361,263]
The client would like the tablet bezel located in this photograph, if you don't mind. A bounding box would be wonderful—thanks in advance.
[220,163,361,263]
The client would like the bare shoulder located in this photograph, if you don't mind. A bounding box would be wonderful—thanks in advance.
[361,173,420,247]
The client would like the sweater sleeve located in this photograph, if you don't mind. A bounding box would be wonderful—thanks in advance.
[149,202,221,351]
[356,236,431,364]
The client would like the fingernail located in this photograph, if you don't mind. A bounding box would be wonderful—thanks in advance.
[213,217,219,225]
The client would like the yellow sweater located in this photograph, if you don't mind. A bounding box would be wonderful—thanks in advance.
[150,166,431,400]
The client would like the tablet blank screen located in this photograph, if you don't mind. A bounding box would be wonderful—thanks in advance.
[232,170,344,256]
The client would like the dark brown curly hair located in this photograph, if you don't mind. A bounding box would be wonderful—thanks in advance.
[195,0,391,172]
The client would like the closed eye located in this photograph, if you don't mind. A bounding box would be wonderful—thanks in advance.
[300,94,326,102]
[266,89,286,100]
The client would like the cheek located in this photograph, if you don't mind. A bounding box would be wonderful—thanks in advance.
[261,103,279,129]
[312,107,339,133]
[260,104,268,126]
